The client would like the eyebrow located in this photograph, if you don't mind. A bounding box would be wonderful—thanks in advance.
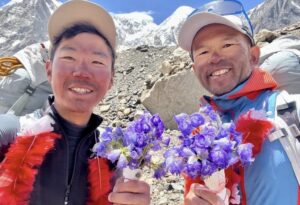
[92,50,109,58]
[60,45,109,58]
[60,45,76,52]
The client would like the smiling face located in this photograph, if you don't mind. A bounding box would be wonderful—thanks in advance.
[46,32,113,125]
[191,24,260,96]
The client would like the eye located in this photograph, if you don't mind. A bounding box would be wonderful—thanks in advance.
[198,50,208,55]
[61,56,75,61]
[92,60,105,65]
[223,43,234,48]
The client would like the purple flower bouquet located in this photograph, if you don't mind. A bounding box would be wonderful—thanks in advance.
[93,112,170,179]
[162,105,254,197]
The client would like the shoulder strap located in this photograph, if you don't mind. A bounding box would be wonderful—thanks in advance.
[269,91,300,185]
[6,84,36,115]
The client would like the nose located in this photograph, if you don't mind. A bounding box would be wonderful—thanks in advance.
[72,59,91,78]
[209,50,223,64]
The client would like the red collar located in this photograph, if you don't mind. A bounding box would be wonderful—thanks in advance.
[0,132,113,205]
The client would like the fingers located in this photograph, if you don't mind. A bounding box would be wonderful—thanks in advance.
[113,177,150,194]
[109,177,151,205]
[184,186,210,205]
[184,183,225,205]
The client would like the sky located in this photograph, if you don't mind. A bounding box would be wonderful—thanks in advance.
[0,0,265,24]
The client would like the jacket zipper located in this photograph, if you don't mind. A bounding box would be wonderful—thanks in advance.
[64,185,71,205]
[63,132,92,205]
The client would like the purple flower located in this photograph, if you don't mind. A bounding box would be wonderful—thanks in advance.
[179,147,195,158]
[166,158,184,175]
[162,136,171,146]
[107,149,121,163]
[214,137,235,152]
[194,134,211,148]
[202,105,218,121]
[144,153,152,163]
[151,141,161,151]
[101,127,113,142]
[237,143,254,165]
[128,159,140,169]
[95,143,107,157]
[193,147,209,159]
[201,160,216,176]
[130,149,140,160]
[114,126,124,140]
[123,131,137,146]
[174,113,193,136]
[209,146,228,169]
[141,122,151,133]
[154,165,166,179]
[190,113,205,127]
[150,114,162,126]
[185,161,202,178]
[94,112,167,179]
[164,104,255,179]
[117,154,128,169]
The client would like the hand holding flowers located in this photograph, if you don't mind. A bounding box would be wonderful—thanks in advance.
[93,112,169,179]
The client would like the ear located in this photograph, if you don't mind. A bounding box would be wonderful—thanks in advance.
[192,63,196,72]
[108,69,115,90]
[45,60,53,82]
[249,46,260,67]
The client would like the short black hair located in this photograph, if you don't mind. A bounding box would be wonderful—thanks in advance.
[49,23,116,70]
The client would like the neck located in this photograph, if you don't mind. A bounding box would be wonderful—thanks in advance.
[53,104,91,126]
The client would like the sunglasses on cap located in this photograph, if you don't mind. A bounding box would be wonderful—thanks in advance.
[189,0,254,39]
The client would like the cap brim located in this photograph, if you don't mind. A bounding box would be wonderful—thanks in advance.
[48,1,116,49]
[178,12,248,52]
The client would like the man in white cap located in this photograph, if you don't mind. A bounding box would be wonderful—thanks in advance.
[0,1,150,204]
[178,0,300,205]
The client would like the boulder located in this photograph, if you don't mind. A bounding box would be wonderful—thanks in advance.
[255,29,278,43]
[141,69,210,130]
[160,60,173,75]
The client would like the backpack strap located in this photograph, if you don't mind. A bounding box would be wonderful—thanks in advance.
[6,84,37,115]
[269,91,300,185]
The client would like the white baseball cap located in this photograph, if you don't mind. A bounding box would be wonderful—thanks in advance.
[178,0,254,52]
[48,0,116,49]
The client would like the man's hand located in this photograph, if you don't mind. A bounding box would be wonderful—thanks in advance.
[184,183,229,205]
[108,177,151,205]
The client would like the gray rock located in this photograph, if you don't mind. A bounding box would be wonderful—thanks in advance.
[99,105,111,112]
[141,69,210,129]
[160,60,173,75]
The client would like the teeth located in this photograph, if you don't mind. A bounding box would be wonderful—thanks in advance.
[70,87,92,94]
[211,69,229,76]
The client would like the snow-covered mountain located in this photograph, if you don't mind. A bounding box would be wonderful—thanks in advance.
[0,0,194,55]
[147,6,194,47]
[113,11,158,50]
[249,0,300,33]
[0,0,60,56]
[3,0,300,56]
[115,6,194,50]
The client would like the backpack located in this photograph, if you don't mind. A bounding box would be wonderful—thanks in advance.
[259,36,300,185]
[0,42,52,116]
[269,91,300,185]
[259,35,300,94]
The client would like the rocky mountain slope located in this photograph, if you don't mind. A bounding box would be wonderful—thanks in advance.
[250,0,300,33]
[0,0,60,55]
